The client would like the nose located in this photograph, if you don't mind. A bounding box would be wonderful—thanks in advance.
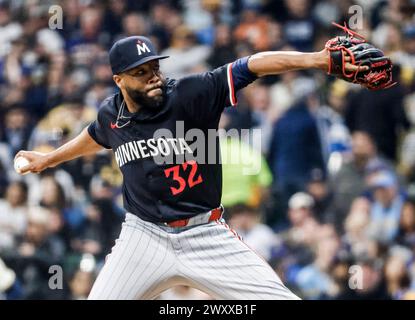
[148,68,160,84]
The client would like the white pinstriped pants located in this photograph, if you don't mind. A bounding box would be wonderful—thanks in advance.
[88,213,300,300]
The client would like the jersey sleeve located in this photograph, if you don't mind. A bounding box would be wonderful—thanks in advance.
[87,104,112,149]
[176,56,257,123]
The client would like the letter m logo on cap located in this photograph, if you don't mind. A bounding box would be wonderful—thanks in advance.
[136,40,150,56]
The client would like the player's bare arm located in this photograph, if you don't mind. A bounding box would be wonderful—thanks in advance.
[15,128,104,175]
[248,49,363,77]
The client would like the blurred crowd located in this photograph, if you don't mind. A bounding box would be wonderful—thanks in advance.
[1,0,415,300]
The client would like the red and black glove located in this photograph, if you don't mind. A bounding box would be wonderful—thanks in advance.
[325,22,396,90]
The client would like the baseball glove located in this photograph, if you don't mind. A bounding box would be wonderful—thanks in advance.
[325,22,396,90]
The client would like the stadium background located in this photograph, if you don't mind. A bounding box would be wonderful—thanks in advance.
[1,0,415,300]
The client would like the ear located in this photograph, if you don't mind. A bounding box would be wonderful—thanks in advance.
[113,75,123,89]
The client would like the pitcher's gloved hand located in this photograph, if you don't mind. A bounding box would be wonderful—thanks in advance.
[325,22,396,90]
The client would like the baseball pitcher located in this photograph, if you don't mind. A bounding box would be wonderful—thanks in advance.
[15,24,393,299]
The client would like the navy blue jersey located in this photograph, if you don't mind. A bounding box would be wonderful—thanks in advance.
[87,57,257,223]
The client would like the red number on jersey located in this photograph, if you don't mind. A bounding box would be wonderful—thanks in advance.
[163,165,186,195]
[182,160,203,188]
[164,161,203,195]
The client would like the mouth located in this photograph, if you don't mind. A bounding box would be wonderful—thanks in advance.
[147,85,163,98]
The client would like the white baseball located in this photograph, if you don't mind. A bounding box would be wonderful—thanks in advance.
[14,156,30,175]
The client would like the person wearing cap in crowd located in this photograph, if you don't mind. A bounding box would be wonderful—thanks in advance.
[306,168,334,224]
[286,192,321,246]
[367,170,405,244]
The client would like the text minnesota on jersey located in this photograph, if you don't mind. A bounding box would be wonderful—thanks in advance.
[114,137,192,167]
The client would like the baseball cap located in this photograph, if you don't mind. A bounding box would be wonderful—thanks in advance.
[288,192,315,210]
[109,36,169,75]
[369,171,397,189]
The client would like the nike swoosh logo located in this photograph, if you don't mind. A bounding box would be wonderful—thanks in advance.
[110,122,117,129]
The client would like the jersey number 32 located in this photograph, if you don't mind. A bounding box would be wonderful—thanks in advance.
[164,160,203,195]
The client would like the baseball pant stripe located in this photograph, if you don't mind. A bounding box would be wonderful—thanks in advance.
[181,222,251,299]
[178,220,298,299]
[88,213,300,300]
[206,223,265,299]
[209,224,265,299]
[206,221,278,299]
[215,222,300,299]
[173,229,235,299]
[103,218,147,298]
[89,215,174,299]
[129,224,169,299]
[89,220,142,298]
[119,224,158,299]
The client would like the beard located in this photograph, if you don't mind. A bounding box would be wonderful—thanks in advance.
[125,84,165,110]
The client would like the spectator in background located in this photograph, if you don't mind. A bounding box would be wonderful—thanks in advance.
[396,199,415,248]
[282,0,316,52]
[286,192,319,240]
[367,171,405,245]
[280,192,320,265]
[182,0,222,45]
[28,93,97,150]
[0,38,31,114]
[234,8,271,51]
[329,131,393,232]
[345,72,410,162]
[0,181,28,253]
[227,204,279,262]
[372,22,403,57]
[63,152,112,193]
[399,92,415,184]
[38,175,67,210]
[115,12,148,42]
[306,169,333,224]
[337,258,391,300]
[266,21,286,51]
[72,198,122,260]
[268,70,308,120]
[68,269,95,300]
[268,93,325,211]
[71,176,123,260]
[371,0,413,28]
[340,197,381,265]
[393,24,415,73]
[102,0,127,38]
[148,1,181,51]
[28,172,83,235]
[47,206,73,254]
[7,206,66,299]
[206,23,236,69]
[316,80,351,168]
[0,2,23,58]
[293,224,340,299]
[0,106,32,156]
[160,25,211,78]
[66,6,108,67]
[384,251,412,299]
[241,82,274,154]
